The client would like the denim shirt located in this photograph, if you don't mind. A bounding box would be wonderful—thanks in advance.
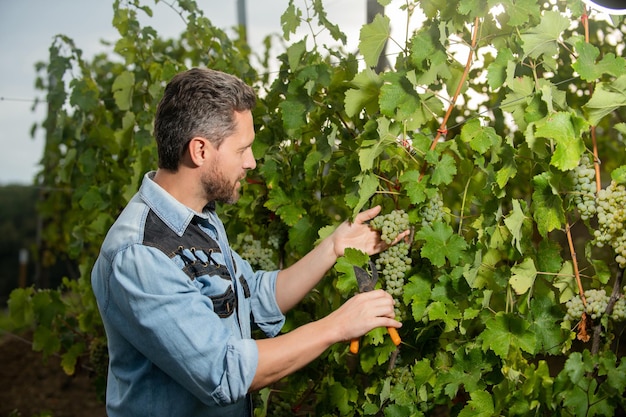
[91,172,285,417]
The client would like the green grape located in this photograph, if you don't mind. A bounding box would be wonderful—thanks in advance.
[564,294,585,322]
[89,337,109,378]
[612,297,626,321]
[237,234,277,270]
[370,209,410,244]
[267,233,280,250]
[584,289,609,320]
[420,192,445,227]
[375,241,411,320]
[569,154,597,221]
[564,289,611,322]
[592,181,626,268]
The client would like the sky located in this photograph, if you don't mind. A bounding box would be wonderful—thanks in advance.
[0,0,378,185]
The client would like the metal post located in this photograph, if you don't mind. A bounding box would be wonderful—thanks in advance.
[237,0,248,43]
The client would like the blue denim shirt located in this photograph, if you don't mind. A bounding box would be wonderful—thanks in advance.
[91,172,285,416]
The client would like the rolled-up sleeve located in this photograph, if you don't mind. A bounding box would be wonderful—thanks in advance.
[230,250,285,337]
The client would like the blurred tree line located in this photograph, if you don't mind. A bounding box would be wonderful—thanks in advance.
[0,185,70,306]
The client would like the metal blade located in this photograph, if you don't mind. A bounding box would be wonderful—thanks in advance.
[353,260,377,292]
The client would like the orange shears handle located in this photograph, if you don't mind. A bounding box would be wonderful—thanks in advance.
[349,327,401,354]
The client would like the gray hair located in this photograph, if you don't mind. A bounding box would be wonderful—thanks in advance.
[154,68,257,171]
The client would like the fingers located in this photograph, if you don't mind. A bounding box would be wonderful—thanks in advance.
[390,229,411,246]
[354,289,399,321]
[355,205,382,224]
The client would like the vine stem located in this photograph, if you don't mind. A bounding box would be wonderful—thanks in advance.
[428,16,480,153]
[565,220,590,341]
[582,9,602,193]
[418,16,480,182]
[566,221,586,305]
[592,268,624,355]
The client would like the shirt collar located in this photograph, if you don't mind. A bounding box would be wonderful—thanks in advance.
[139,171,214,236]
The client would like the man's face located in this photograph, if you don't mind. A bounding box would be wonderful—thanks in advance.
[201,110,256,204]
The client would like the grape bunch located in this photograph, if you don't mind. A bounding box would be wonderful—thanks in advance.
[370,209,410,244]
[569,154,597,221]
[612,296,626,322]
[238,234,277,270]
[419,192,445,227]
[88,337,109,378]
[564,288,610,322]
[592,181,626,268]
[375,241,411,319]
[267,233,281,250]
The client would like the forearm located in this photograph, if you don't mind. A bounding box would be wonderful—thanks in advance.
[275,237,337,312]
[249,288,401,392]
[249,316,337,391]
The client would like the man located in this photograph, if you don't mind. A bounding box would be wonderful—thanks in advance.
[91,67,405,416]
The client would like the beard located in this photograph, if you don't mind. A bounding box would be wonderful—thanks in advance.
[201,164,242,204]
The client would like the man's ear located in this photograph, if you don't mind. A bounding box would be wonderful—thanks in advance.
[187,137,214,167]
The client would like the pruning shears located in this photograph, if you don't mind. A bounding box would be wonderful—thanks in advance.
[349,260,402,354]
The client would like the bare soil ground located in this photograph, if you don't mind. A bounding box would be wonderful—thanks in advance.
[0,333,106,417]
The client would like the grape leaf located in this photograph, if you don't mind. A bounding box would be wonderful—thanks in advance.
[531,173,565,237]
[61,342,85,375]
[495,145,518,189]
[486,48,514,90]
[553,261,575,303]
[278,98,307,133]
[399,170,428,205]
[427,301,460,332]
[359,14,390,68]
[352,172,379,217]
[458,390,494,417]
[265,188,306,226]
[311,0,346,43]
[534,112,586,171]
[480,312,536,358]
[492,0,539,26]
[112,70,134,111]
[33,326,61,357]
[286,40,306,71]
[7,287,34,328]
[520,11,570,60]
[584,75,626,126]
[606,357,626,393]
[415,222,467,267]
[460,118,502,155]
[280,1,301,40]
[430,153,457,186]
[573,40,626,81]
[510,257,537,295]
[403,274,432,320]
[504,199,526,254]
[611,166,626,184]
[344,69,382,117]
[379,72,421,122]
[530,295,568,354]
[358,118,397,171]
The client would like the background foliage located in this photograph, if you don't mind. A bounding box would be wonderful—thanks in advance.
[6,0,626,415]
